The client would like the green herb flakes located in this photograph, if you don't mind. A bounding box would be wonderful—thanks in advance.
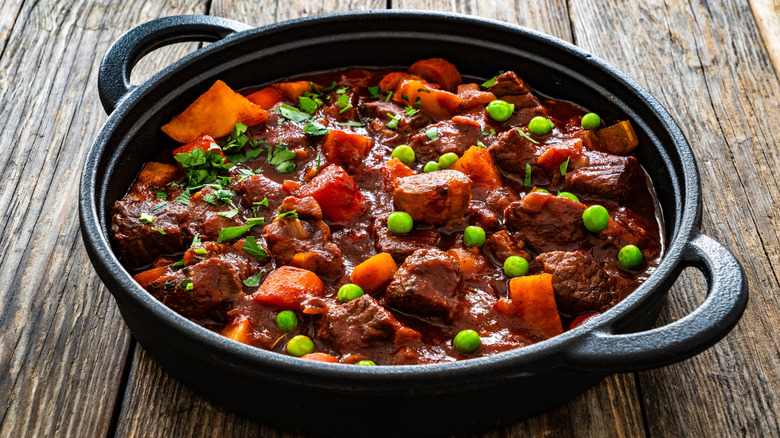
[139,212,154,224]
[242,236,269,261]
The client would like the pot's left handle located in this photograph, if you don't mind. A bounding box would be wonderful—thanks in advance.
[98,15,252,114]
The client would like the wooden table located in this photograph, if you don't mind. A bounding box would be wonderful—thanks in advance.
[2,0,779,436]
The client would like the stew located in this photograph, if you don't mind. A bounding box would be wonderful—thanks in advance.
[111,58,663,365]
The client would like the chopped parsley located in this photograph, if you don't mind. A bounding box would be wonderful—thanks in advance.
[338,121,364,127]
[339,104,353,114]
[384,91,394,102]
[222,122,250,153]
[278,104,311,122]
[218,208,239,218]
[139,212,154,224]
[155,189,167,200]
[516,128,540,145]
[155,227,166,235]
[560,157,570,176]
[275,161,296,174]
[255,198,270,208]
[175,189,190,205]
[276,209,298,219]
[193,248,208,255]
[303,121,328,136]
[243,271,263,287]
[476,140,487,148]
[216,217,265,243]
[335,93,350,109]
[524,163,532,187]
[242,236,269,261]
[152,201,166,210]
[481,71,504,89]
[481,128,497,136]
[426,127,439,141]
[298,96,320,115]
[190,234,202,248]
[181,279,194,290]
[174,147,232,189]
[405,106,420,117]
[386,113,402,130]
[367,86,380,98]
[268,141,298,166]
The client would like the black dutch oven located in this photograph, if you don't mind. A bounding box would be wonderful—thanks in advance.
[80,11,748,437]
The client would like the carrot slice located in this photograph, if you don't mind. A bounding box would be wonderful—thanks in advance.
[301,352,339,363]
[496,273,563,339]
[350,253,398,295]
[408,58,463,92]
[449,146,503,188]
[252,266,326,310]
[393,79,463,119]
[246,86,283,110]
[221,316,253,345]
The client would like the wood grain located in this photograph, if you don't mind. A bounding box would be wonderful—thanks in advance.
[750,0,780,79]
[569,0,780,435]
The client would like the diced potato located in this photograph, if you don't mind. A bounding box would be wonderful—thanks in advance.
[446,247,488,278]
[495,273,563,339]
[161,80,268,143]
[132,267,170,289]
[252,266,326,310]
[298,165,365,224]
[350,253,398,295]
[592,120,639,155]
[408,58,463,92]
[134,162,180,191]
[274,81,319,101]
[449,146,503,188]
[393,79,463,119]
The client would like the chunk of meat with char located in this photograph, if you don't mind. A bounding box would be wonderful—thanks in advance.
[360,100,433,145]
[504,192,587,253]
[385,248,464,320]
[252,111,309,152]
[457,83,496,109]
[262,213,344,280]
[484,230,531,264]
[393,170,472,226]
[536,251,618,315]
[319,86,360,121]
[488,128,540,175]
[564,152,641,201]
[408,118,483,164]
[184,186,248,242]
[602,207,661,259]
[146,258,242,326]
[239,174,284,224]
[112,197,189,270]
[371,215,439,260]
[486,71,548,121]
[280,196,323,220]
[180,239,269,291]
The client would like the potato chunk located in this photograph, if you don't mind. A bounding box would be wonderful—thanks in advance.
[393,170,472,225]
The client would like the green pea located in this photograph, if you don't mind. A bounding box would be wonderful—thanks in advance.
[387,211,413,234]
[276,310,298,332]
[486,99,515,122]
[581,112,601,130]
[503,256,529,278]
[531,187,549,194]
[423,161,440,173]
[438,152,459,169]
[528,116,554,136]
[286,335,314,357]
[337,283,365,303]
[356,360,376,366]
[453,329,481,354]
[618,245,643,270]
[582,205,610,233]
[557,191,580,202]
[463,226,486,248]
[391,145,415,165]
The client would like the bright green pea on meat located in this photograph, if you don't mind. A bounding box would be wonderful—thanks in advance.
[581,112,601,130]
[557,191,580,202]
[276,310,298,332]
[503,256,529,278]
[423,161,440,173]
[387,211,413,234]
[528,116,554,136]
[286,335,314,357]
[463,226,486,248]
[618,245,643,270]
[337,283,364,303]
[486,99,515,122]
[438,152,459,169]
[391,145,415,165]
[453,329,481,354]
[582,205,610,233]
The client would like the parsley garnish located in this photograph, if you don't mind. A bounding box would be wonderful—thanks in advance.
[299,96,320,115]
[193,248,207,255]
[339,104,353,114]
[181,279,194,290]
[426,127,439,141]
[139,213,154,224]
[405,106,420,117]
[384,91,393,102]
[560,157,570,176]
[336,86,349,94]
[152,201,166,210]
[303,121,328,136]
[276,209,298,219]
[278,104,311,122]
[216,217,265,243]
[155,227,166,235]
[268,141,298,166]
[190,234,202,248]
[219,208,239,218]
[321,81,338,93]
[338,121,364,127]
[476,140,487,148]
[275,161,296,174]
[174,147,232,189]
[481,71,504,89]
[335,93,350,109]
[155,189,167,200]
[243,271,263,287]
[387,113,401,130]
[242,236,269,261]
[524,163,532,187]
[367,86,380,98]
[175,189,190,205]
[223,123,250,153]
[171,260,185,270]
[255,198,270,208]
[516,128,540,145]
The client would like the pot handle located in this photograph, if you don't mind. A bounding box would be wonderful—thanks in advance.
[98,15,252,114]
[564,234,747,372]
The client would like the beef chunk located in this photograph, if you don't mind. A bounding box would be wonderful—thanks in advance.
[147,258,242,325]
[504,192,587,253]
[319,86,360,121]
[466,201,500,231]
[564,153,640,201]
[385,249,464,320]
[486,71,547,119]
[317,295,419,353]
[262,216,344,279]
[371,215,439,259]
[280,196,323,221]
[602,207,661,259]
[180,240,269,291]
[184,186,247,242]
[239,174,284,222]
[360,100,433,145]
[253,111,309,152]
[112,197,189,270]
[393,170,472,225]
[484,230,531,264]
[536,251,617,315]
[457,83,496,109]
[408,118,483,164]
[488,128,540,175]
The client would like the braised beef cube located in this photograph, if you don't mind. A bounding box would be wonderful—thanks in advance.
[536,251,617,315]
[239,174,284,224]
[484,230,531,264]
[361,100,433,145]
[486,71,547,119]
[317,295,419,353]
[184,186,247,242]
[254,111,309,151]
[280,196,323,220]
[504,192,587,253]
[371,215,439,260]
[320,129,373,172]
[393,170,472,225]
[602,207,661,259]
[181,240,269,290]
[407,118,483,164]
[262,216,344,280]
[564,154,640,200]
[488,128,540,175]
[319,86,360,121]
[457,83,496,109]
[126,162,182,201]
[147,258,242,325]
[467,201,501,231]
[112,198,189,269]
[385,248,464,320]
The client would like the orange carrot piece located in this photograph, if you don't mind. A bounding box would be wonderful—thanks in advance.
[321,129,374,168]
[298,165,365,224]
[393,79,463,119]
[383,158,414,184]
[350,253,398,295]
[301,352,340,363]
[172,134,227,161]
[378,72,426,92]
[456,83,497,109]
[221,316,253,345]
[252,266,326,310]
[446,247,488,278]
[274,81,318,101]
[449,146,503,188]
[536,138,583,174]
[133,267,170,289]
[498,274,563,339]
[408,58,463,92]
[132,162,180,195]
[290,252,318,272]
[593,120,639,155]
[161,80,268,143]
[246,86,283,110]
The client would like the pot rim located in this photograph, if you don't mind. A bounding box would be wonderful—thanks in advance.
[80,10,700,389]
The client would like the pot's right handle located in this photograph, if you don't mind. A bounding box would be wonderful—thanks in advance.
[98,15,252,114]
[565,234,747,372]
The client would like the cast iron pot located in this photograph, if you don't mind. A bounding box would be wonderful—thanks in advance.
[80,11,748,437]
